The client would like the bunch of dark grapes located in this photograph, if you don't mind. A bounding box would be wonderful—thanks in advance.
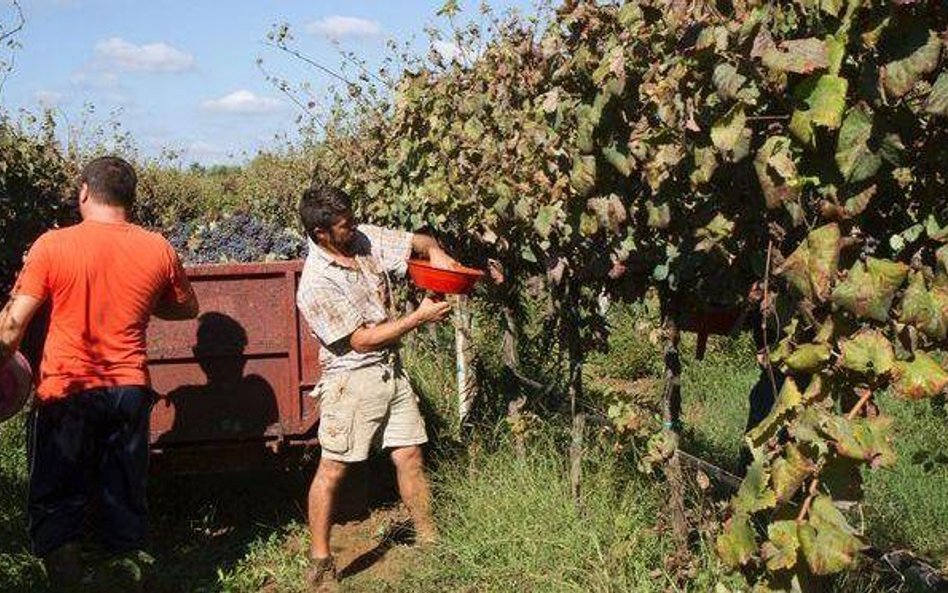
[164,213,305,264]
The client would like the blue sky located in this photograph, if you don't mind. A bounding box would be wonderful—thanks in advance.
[1,0,535,165]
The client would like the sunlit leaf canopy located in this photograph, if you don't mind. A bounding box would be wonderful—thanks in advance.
[304,0,947,588]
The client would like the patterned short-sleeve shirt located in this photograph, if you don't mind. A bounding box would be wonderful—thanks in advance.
[296,224,413,377]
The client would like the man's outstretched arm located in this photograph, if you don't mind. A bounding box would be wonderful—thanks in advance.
[0,295,44,367]
[348,296,451,354]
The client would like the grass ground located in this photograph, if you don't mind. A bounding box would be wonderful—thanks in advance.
[670,331,948,565]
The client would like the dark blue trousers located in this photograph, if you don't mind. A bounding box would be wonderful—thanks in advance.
[27,386,153,557]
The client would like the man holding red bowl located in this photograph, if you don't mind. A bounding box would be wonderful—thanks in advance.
[296,183,462,590]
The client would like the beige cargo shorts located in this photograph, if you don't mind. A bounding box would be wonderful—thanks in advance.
[314,364,428,463]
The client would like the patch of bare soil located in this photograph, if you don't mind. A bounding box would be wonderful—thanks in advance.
[269,503,422,593]
[333,504,418,585]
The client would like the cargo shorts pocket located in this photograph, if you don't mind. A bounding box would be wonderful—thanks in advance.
[318,408,355,455]
[316,376,354,455]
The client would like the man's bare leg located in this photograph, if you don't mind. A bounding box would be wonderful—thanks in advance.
[390,445,437,542]
[308,456,348,559]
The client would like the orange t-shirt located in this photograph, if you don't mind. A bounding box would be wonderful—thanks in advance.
[12,220,193,401]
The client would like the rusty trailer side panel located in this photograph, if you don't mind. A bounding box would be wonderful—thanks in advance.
[146,261,321,454]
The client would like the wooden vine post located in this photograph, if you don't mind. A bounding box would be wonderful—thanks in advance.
[662,314,689,548]
[566,287,585,508]
[568,334,585,507]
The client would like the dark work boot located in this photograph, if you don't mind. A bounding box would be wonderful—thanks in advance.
[42,542,85,591]
[95,549,155,593]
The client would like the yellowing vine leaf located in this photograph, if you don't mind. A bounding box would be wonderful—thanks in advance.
[771,445,813,503]
[755,136,800,209]
[747,378,803,447]
[761,37,829,74]
[900,272,948,341]
[711,106,751,162]
[570,155,597,196]
[881,27,942,100]
[777,223,840,302]
[601,144,633,177]
[824,415,896,468]
[799,496,864,575]
[892,352,948,400]
[761,520,800,571]
[784,343,832,373]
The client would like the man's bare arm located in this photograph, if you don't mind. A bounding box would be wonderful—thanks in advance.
[0,295,44,367]
[153,291,199,321]
[349,296,450,354]
[411,233,459,269]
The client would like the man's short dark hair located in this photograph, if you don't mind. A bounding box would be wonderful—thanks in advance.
[299,184,353,240]
[80,156,137,208]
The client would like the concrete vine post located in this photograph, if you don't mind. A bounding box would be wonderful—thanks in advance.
[454,294,477,431]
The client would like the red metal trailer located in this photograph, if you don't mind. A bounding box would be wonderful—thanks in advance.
[146,260,322,472]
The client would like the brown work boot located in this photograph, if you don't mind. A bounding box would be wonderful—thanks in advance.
[306,555,339,592]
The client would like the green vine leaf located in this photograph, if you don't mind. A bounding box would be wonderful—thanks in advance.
[926,72,948,116]
[717,513,757,568]
[831,257,909,322]
[733,458,778,514]
[789,75,848,148]
[836,329,895,376]
[835,106,903,184]
[791,407,833,456]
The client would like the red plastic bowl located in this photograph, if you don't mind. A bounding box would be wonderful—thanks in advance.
[0,352,32,423]
[407,260,484,295]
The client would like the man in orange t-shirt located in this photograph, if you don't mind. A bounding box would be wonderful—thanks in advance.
[0,156,198,587]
